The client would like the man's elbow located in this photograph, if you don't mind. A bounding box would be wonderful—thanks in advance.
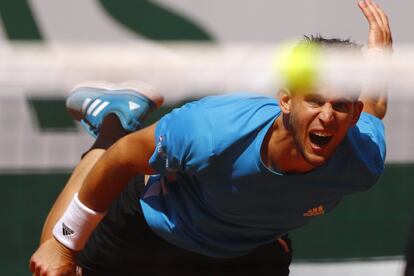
[376,104,387,119]
[362,102,387,119]
[374,101,387,119]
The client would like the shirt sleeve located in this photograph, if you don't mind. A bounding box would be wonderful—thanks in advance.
[348,112,386,176]
[149,102,214,175]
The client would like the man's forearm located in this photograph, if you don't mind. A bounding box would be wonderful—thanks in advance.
[360,48,390,119]
[360,85,387,119]
[40,149,105,244]
[50,124,156,253]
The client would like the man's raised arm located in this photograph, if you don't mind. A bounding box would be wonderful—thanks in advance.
[358,0,392,120]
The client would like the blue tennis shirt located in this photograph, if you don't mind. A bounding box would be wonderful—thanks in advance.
[140,93,386,257]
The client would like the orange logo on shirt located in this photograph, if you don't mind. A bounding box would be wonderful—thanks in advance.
[303,205,325,217]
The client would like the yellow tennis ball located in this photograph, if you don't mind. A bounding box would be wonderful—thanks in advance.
[273,42,322,91]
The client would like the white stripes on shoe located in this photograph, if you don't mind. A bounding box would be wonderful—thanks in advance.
[86,99,102,115]
[85,99,110,117]
[83,98,141,117]
[92,101,109,116]
[82,98,92,113]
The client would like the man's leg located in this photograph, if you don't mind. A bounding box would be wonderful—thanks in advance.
[40,113,130,244]
[40,149,105,243]
[405,219,414,276]
[38,80,163,246]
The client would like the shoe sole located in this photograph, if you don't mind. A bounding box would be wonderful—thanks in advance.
[67,81,164,121]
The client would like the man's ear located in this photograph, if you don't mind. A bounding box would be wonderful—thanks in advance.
[351,101,364,126]
[278,88,292,114]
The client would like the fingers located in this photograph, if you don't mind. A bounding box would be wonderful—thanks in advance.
[29,255,38,274]
[358,0,376,25]
[30,252,50,276]
[358,0,383,28]
[372,2,392,44]
[358,0,392,48]
[30,257,43,276]
[373,2,389,29]
[30,247,77,276]
[367,0,384,30]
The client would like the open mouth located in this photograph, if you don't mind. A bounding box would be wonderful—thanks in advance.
[309,132,333,148]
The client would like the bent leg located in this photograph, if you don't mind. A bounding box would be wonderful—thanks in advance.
[40,114,131,244]
[40,149,105,243]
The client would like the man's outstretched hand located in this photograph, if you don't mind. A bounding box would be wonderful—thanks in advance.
[30,238,77,276]
[358,0,392,49]
[358,0,391,119]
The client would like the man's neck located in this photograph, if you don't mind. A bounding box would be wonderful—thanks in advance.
[261,116,315,174]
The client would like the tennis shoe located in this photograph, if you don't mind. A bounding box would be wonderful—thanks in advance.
[66,81,163,137]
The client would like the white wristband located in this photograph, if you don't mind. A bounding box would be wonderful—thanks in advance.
[53,193,106,251]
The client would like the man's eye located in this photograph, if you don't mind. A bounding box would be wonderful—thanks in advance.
[306,97,324,106]
[332,102,351,112]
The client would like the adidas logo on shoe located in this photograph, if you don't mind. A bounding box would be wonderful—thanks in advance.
[128,101,140,110]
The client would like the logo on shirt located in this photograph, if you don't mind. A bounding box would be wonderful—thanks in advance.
[157,135,166,157]
[303,205,325,217]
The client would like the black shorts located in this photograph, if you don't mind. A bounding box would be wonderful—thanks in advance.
[77,175,292,276]
[405,219,414,276]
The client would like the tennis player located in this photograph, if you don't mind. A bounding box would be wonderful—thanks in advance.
[30,0,392,275]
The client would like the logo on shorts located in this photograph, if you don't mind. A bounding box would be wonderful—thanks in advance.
[62,222,75,236]
[303,205,325,217]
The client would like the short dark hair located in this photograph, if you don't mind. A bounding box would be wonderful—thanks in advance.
[283,35,363,96]
[300,34,362,50]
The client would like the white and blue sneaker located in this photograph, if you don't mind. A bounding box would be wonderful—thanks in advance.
[66,81,164,137]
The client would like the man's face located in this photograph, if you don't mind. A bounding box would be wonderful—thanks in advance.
[282,87,363,167]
